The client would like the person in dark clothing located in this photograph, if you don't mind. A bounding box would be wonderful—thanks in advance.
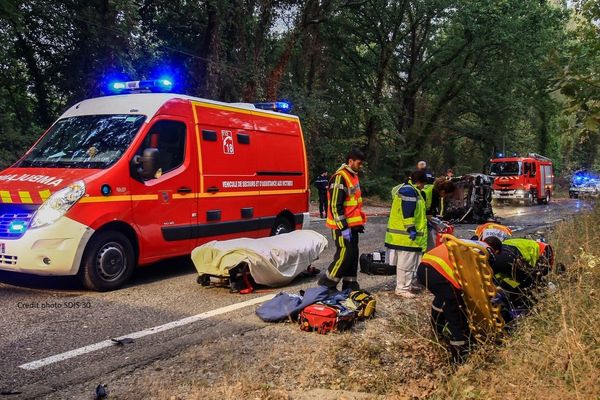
[313,171,329,218]
[318,148,366,291]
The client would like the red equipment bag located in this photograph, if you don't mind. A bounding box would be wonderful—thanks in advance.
[299,303,355,334]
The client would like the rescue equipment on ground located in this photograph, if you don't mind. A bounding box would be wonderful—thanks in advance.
[255,286,330,322]
[343,290,377,319]
[299,303,356,334]
[192,230,327,289]
[359,250,396,275]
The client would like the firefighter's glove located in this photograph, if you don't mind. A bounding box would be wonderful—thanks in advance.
[341,228,352,241]
[354,225,365,234]
[408,227,417,241]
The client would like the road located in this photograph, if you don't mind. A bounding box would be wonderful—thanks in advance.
[0,198,588,399]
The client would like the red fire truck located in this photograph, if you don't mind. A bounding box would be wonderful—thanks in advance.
[489,153,554,205]
[0,81,310,290]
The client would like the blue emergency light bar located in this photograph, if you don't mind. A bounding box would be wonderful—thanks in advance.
[108,79,173,93]
[254,101,292,113]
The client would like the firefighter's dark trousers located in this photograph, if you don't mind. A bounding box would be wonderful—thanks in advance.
[318,229,359,291]
[416,263,469,346]
[318,190,328,217]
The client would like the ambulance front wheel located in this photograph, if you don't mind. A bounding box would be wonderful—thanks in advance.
[270,216,294,236]
[79,231,135,291]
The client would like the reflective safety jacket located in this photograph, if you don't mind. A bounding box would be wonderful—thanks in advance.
[422,184,434,211]
[475,223,513,241]
[385,183,427,252]
[326,164,366,230]
[503,238,542,267]
[422,244,460,288]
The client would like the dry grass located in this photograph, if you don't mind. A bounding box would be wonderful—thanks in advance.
[436,204,600,400]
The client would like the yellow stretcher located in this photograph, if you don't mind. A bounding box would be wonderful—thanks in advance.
[442,234,505,343]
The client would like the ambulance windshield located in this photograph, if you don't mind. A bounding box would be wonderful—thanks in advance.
[17,114,146,169]
[489,161,522,176]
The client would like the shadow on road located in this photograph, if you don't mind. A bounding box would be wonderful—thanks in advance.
[0,256,197,292]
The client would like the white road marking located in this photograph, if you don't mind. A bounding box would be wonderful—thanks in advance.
[19,293,276,371]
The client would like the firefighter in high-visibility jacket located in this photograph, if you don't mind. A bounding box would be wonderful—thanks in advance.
[416,237,503,363]
[385,170,428,298]
[318,148,367,291]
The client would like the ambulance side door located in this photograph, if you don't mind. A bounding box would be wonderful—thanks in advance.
[129,117,198,261]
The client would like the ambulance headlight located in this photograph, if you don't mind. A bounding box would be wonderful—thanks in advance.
[31,181,86,228]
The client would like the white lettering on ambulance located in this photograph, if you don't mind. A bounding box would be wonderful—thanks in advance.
[221,180,293,189]
[0,174,63,187]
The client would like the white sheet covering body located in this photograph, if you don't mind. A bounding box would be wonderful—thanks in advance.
[191,230,328,287]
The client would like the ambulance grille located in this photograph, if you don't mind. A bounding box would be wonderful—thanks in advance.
[0,254,18,265]
[0,204,37,239]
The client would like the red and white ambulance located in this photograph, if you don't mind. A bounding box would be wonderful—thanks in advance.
[0,87,310,290]
[489,153,554,205]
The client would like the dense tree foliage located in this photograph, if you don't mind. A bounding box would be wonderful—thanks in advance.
[0,0,597,197]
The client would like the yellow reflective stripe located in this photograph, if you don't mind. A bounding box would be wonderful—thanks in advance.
[347,216,364,223]
[423,253,456,281]
[343,199,358,206]
[39,189,52,201]
[80,195,132,203]
[80,195,159,203]
[330,174,344,229]
[18,191,33,204]
[330,233,347,277]
[0,191,12,203]
[192,100,299,122]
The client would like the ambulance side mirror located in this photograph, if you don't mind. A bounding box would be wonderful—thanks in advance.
[134,148,160,180]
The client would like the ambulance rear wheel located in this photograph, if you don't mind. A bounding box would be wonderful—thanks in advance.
[270,216,293,236]
[79,231,135,291]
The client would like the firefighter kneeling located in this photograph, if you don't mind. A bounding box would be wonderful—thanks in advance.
[416,237,503,364]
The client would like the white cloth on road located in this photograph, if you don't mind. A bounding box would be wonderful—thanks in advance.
[191,230,328,287]
[388,249,422,294]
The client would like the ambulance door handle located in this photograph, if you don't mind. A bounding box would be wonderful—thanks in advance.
[177,186,193,194]
[207,186,219,193]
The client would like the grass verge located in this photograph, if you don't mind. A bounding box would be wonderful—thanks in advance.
[436,203,600,399]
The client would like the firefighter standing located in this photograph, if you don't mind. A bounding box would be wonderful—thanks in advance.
[416,237,503,363]
[318,149,367,291]
[313,171,329,219]
[385,170,428,298]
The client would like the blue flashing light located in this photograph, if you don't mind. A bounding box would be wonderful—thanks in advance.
[156,79,173,90]
[275,101,290,110]
[106,78,175,94]
[254,101,292,113]
[8,220,27,234]
[497,153,504,158]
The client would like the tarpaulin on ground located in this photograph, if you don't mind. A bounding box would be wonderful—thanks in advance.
[191,230,328,287]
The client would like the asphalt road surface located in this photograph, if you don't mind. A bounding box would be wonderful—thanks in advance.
[0,198,589,399]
